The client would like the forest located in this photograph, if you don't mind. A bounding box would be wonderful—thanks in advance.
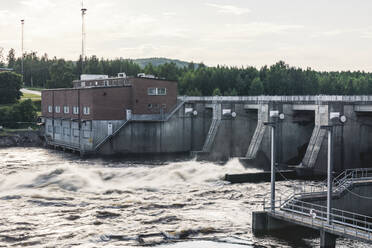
[1,48,372,96]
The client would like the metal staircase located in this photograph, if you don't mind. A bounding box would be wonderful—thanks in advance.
[94,120,129,151]
[94,101,185,152]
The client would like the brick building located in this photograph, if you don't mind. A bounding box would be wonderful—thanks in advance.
[41,75,178,152]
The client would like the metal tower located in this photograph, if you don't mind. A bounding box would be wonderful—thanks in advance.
[81,1,87,73]
[21,19,24,84]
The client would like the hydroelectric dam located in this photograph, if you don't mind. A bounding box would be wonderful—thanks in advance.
[44,95,372,175]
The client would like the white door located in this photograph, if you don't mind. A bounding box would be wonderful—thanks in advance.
[126,109,132,120]
[108,122,113,135]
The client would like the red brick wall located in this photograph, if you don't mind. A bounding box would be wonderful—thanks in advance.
[92,87,132,120]
[42,87,133,120]
[130,78,178,114]
[41,78,178,119]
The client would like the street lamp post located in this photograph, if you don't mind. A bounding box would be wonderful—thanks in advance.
[265,111,285,212]
[321,112,346,225]
[321,125,333,225]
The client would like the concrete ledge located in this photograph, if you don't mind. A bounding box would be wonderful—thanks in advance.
[252,211,299,236]
[243,104,260,110]
[292,104,317,111]
[354,105,372,112]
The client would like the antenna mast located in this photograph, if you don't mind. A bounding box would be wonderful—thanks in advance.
[21,19,24,84]
[81,1,87,74]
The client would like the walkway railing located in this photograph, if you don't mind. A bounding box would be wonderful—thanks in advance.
[262,168,372,242]
[179,95,372,103]
[263,198,372,241]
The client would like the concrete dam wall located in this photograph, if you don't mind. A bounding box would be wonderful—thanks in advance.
[45,95,372,175]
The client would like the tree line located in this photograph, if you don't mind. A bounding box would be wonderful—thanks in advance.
[2,48,372,96]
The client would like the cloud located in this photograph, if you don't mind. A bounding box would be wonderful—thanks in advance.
[163,12,177,17]
[205,3,251,15]
[20,0,55,10]
[361,31,372,39]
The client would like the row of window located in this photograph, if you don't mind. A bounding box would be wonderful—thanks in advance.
[148,88,167,96]
[48,106,90,115]
[47,126,91,138]
[147,103,166,110]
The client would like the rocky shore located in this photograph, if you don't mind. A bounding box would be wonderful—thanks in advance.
[0,130,43,147]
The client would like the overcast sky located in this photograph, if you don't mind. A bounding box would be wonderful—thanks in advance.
[1,0,371,71]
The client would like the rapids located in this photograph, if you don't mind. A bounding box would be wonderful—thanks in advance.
[0,148,367,247]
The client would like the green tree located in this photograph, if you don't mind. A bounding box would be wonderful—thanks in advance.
[7,48,16,69]
[250,77,264,95]
[0,71,22,104]
[46,59,74,88]
[144,63,157,75]
[212,88,222,96]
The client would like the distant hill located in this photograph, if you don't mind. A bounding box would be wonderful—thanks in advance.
[133,57,197,69]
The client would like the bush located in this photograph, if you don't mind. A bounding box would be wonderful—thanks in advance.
[0,100,37,128]
[33,100,41,112]
[0,72,22,104]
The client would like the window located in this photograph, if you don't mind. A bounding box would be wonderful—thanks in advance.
[54,126,61,134]
[63,127,70,136]
[48,105,53,113]
[148,88,156,95]
[157,88,166,95]
[63,106,69,114]
[83,106,90,115]
[147,88,167,96]
[162,104,166,109]
[83,130,90,138]
[55,106,61,113]
[147,104,152,109]
[47,125,52,133]
[73,129,79,137]
[73,106,79,115]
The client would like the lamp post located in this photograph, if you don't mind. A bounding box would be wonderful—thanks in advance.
[321,112,347,225]
[320,125,333,225]
[264,111,285,212]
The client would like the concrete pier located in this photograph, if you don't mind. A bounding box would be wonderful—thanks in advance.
[320,230,337,248]
[252,211,297,236]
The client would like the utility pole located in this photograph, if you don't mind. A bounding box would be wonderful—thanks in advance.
[81,1,87,75]
[21,19,24,84]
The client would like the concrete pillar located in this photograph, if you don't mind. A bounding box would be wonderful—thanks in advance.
[252,211,268,235]
[320,230,337,248]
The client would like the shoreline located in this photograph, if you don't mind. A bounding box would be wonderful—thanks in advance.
[0,130,44,148]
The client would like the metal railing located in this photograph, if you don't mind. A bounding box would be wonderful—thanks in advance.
[262,168,372,241]
[94,120,129,151]
[263,198,372,240]
[178,95,372,103]
[94,102,185,151]
[278,168,372,200]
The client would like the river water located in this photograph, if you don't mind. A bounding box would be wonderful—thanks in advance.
[0,148,367,247]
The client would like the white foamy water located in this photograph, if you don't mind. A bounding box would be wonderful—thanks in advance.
[0,148,366,247]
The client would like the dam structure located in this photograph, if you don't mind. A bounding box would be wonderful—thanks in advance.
[41,77,372,174]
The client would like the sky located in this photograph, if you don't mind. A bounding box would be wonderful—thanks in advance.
[0,0,372,71]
